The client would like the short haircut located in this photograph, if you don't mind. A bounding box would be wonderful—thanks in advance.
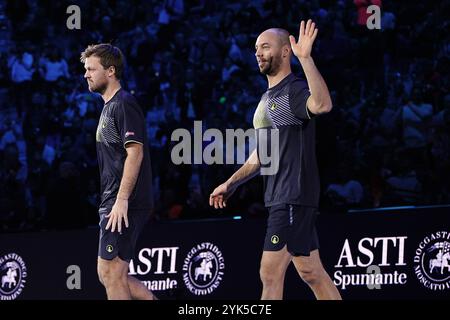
[80,44,125,80]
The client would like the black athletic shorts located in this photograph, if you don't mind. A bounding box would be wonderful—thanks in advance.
[98,209,151,262]
[264,204,320,256]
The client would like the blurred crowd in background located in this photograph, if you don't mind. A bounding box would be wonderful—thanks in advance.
[0,0,449,231]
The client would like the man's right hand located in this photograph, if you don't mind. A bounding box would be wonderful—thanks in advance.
[209,182,236,209]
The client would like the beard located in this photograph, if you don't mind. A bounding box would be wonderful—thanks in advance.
[259,54,282,76]
[88,79,108,95]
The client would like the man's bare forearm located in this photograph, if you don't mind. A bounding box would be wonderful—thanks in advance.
[226,150,260,188]
[298,56,332,113]
[117,145,143,200]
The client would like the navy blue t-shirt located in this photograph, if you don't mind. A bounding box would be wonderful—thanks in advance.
[253,73,320,207]
[96,89,153,213]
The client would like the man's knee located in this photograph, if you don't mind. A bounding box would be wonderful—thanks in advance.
[97,258,127,287]
[259,263,284,287]
[297,264,325,286]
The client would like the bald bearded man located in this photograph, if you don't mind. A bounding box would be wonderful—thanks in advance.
[209,20,342,300]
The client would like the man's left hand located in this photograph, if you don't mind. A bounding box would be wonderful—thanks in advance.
[289,19,318,59]
[105,198,129,233]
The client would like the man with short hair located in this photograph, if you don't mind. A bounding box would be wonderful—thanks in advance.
[81,43,156,300]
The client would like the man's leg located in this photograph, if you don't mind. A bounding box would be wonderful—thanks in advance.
[124,212,157,300]
[97,256,131,300]
[127,275,157,300]
[292,249,342,300]
[259,245,292,300]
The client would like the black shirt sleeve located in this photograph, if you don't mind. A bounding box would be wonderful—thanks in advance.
[289,78,313,120]
[115,98,146,147]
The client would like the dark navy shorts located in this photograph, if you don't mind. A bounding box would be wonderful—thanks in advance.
[98,209,150,262]
[264,204,320,256]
